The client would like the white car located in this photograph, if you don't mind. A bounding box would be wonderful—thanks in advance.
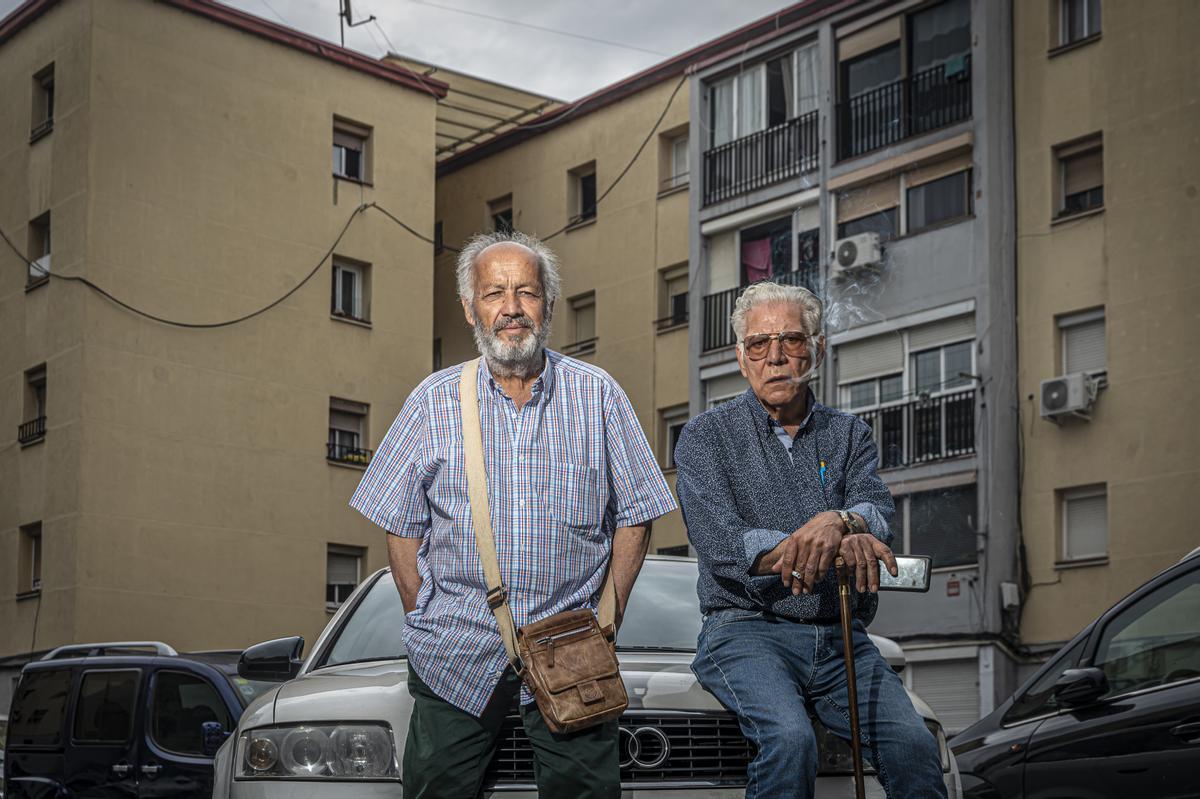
[214,556,961,798]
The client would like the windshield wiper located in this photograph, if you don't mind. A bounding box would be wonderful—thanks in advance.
[317,655,405,670]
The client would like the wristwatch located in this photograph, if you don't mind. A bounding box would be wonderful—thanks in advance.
[838,510,863,534]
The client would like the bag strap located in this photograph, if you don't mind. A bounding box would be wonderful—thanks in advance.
[459,358,618,670]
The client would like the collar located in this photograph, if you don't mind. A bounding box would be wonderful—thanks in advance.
[479,350,555,400]
[745,386,821,436]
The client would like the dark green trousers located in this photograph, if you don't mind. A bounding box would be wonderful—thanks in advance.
[403,667,620,799]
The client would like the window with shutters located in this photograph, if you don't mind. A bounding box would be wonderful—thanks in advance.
[660,129,689,192]
[1058,309,1105,378]
[327,544,364,609]
[328,398,370,466]
[564,292,596,356]
[657,263,689,331]
[568,162,597,226]
[1060,484,1107,563]
[331,257,370,323]
[27,211,51,288]
[488,194,513,233]
[907,169,972,234]
[21,364,47,446]
[837,174,900,242]
[1054,134,1103,219]
[19,521,42,594]
[900,484,977,567]
[332,118,371,183]
[1056,0,1101,48]
[659,404,690,470]
[31,63,54,142]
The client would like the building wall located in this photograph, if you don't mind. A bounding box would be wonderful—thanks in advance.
[1014,0,1200,645]
[434,77,692,552]
[0,0,438,670]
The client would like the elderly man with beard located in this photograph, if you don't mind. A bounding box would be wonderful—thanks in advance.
[674,282,947,799]
[350,230,676,799]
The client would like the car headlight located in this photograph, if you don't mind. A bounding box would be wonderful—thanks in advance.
[924,720,951,773]
[235,723,398,779]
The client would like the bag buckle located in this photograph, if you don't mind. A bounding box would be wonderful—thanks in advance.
[486,585,508,610]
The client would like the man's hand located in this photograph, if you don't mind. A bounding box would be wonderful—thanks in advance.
[768,511,845,595]
[839,534,898,593]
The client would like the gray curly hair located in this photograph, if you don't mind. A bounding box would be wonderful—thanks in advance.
[730,281,824,342]
[455,230,562,312]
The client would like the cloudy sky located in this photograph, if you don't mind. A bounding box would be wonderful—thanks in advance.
[0,0,796,99]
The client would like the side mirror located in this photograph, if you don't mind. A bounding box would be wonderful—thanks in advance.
[1053,667,1108,707]
[877,555,932,592]
[238,636,305,682]
[201,720,230,757]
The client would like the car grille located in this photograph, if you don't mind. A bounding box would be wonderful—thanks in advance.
[484,709,753,787]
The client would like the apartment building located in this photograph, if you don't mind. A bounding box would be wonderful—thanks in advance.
[1013,1,1199,649]
[429,5,847,554]
[688,0,1017,733]
[0,0,442,702]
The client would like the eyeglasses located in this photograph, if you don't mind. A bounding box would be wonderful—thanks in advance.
[741,331,812,361]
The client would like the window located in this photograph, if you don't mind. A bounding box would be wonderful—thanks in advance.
[1055,135,1103,218]
[912,340,974,396]
[1093,566,1200,699]
[1061,484,1107,562]
[564,292,596,355]
[74,670,139,743]
[150,671,232,755]
[657,264,689,330]
[909,0,972,75]
[327,544,364,609]
[902,485,977,568]
[1059,309,1106,376]
[30,63,54,141]
[661,131,689,190]
[20,522,42,593]
[1005,635,1088,723]
[710,43,819,147]
[843,374,904,410]
[331,258,369,322]
[434,221,444,255]
[328,398,369,465]
[27,212,50,286]
[1059,0,1101,46]
[21,365,47,446]
[907,170,972,233]
[488,195,513,233]
[740,216,793,285]
[332,118,370,182]
[9,668,71,747]
[838,208,898,242]
[569,163,597,224]
[660,405,689,469]
[433,337,442,371]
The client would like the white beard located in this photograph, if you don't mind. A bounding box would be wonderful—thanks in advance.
[473,314,552,378]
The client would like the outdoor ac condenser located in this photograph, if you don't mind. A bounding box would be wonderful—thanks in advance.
[1040,372,1099,422]
[830,232,882,280]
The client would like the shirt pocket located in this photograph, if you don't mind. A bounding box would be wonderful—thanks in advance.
[536,460,606,531]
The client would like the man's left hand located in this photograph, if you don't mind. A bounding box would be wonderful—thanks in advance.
[839,534,899,593]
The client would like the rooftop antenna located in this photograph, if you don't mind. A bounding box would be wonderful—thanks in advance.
[339,0,375,48]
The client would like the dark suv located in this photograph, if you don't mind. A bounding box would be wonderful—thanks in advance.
[4,641,274,799]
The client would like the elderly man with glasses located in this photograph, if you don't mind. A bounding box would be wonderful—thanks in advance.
[674,282,947,799]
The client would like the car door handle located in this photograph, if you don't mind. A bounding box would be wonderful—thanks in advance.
[141,764,162,777]
[1170,721,1200,742]
[111,763,132,776]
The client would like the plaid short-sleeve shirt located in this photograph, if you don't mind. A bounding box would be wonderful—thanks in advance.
[349,351,677,716]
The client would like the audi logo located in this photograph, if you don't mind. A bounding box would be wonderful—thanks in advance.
[618,726,671,770]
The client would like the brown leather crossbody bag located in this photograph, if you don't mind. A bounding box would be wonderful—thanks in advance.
[460,358,628,734]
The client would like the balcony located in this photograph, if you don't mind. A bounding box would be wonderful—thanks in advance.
[327,442,373,467]
[701,264,820,353]
[18,416,46,446]
[853,389,975,469]
[561,338,598,357]
[836,55,972,161]
[703,111,819,206]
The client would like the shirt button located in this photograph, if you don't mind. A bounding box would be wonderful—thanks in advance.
[517,455,525,462]
[519,499,526,508]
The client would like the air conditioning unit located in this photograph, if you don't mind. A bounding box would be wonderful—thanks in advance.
[1040,372,1099,422]
[830,232,882,280]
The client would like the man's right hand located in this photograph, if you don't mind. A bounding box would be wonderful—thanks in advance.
[761,511,846,595]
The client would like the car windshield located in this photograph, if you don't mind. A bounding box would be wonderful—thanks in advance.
[318,558,703,669]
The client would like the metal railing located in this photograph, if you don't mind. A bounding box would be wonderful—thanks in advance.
[836,55,972,160]
[853,389,975,469]
[561,337,598,356]
[18,416,46,445]
[703,111,819,206]
[701,266,819,352]
[654,311,688,331]
[327,442,373,466]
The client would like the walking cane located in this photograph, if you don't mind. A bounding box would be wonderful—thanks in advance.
[835,555,866,799]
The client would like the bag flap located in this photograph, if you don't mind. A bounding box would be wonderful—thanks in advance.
[525,632,620,693]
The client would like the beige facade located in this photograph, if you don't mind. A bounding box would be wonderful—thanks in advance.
[0,0,439,678]
[1014,0,1200,646]
[432,75,693,553]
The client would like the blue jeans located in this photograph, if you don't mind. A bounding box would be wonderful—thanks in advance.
[692,609,947,799]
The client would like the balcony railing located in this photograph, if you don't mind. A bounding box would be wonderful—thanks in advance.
[18,416,46,445]
[853,389,975,469]
[836,55,972,161]
[327,442,373,466]
[654,310,688,331]
[561,337,598,357]
[703,111,819,206]
[701,266,820,352]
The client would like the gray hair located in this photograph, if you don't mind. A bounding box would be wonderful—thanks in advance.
[730,281,824,342]
[455,229,562,311]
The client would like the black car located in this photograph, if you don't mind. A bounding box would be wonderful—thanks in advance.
[4,641,274,799]
[951,548,1200,798]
